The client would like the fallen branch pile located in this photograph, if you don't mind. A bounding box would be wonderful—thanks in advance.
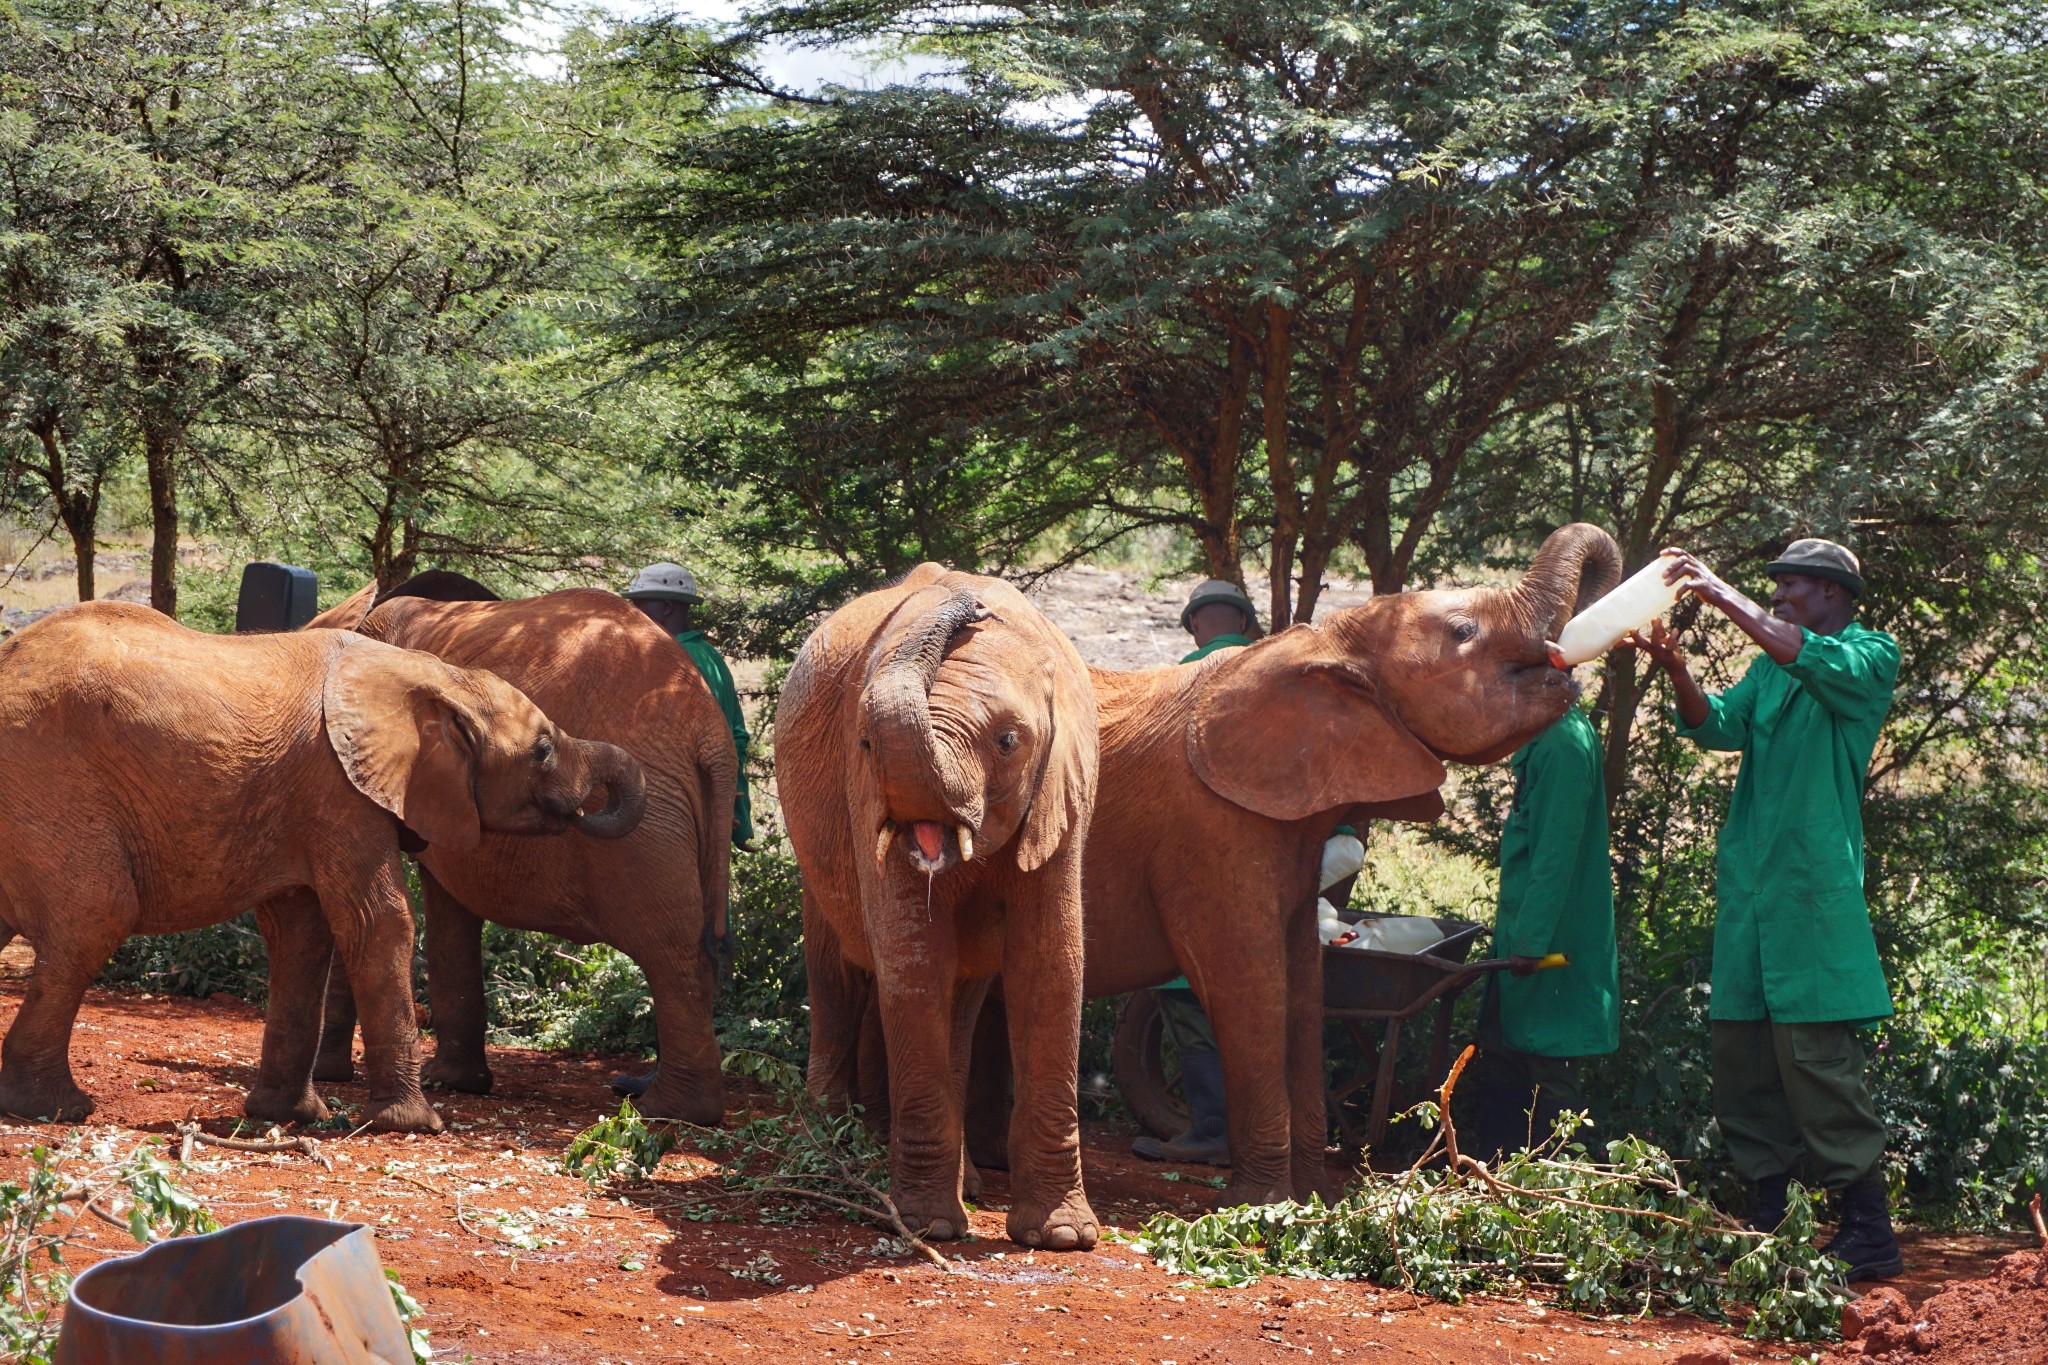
[1133,1046,1848,1342]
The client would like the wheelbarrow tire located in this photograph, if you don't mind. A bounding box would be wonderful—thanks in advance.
[1112,990,1190,1141]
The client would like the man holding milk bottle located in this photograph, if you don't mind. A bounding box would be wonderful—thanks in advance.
[1630,538,1903,1282]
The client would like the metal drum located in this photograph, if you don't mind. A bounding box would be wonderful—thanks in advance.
[53,1215,413,1365]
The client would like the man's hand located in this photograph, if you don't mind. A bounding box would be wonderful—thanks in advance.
[1508,955,1543,977]
[1624,617,1683,668]
[1658,547,1743,613]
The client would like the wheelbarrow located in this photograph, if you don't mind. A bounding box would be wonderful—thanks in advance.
[1111,914,1564,1159]
[53,1215,413,1364]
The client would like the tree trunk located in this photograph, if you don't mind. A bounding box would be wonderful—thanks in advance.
[32,419,100,602]
[142,416,180,618]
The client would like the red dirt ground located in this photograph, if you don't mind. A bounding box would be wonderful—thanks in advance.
[1,967,2027,1364]
[1835,1249,2048,1364]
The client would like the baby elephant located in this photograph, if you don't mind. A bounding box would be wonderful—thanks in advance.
[0,602,645,1131]
[781,565,1099,1250]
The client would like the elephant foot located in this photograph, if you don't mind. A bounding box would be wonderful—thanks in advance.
[422,1054,493,1094]
[0,1072,92,1123]
[245,1085,331,1126]
[962,1162,983,1202]
[893,1191,971,1242]
[635,1071,725,1127]
[1006,1189,1099,1251]
[365,1095,444,1134]
[311,1051,355,1084]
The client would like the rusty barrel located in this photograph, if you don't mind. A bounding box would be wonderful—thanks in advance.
[53,1215,413,1365]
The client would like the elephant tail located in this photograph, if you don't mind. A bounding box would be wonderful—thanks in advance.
[697,724,738,950]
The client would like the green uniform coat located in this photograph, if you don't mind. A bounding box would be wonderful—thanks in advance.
[1675,623,1899,1025]
[1490,706,1619,1058]
[674,629,754,846]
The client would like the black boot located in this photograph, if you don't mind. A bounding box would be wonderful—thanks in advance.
[608,1066,655,1099]
[1131,1046,1230,1166]
[1824,1176,1904,1281]
[1749,1173,1791,1233]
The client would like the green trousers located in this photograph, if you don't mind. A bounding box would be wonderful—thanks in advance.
[1470,982,1588,1154]
[1155,987,1218,1056]
[1711,1019,1887,1191]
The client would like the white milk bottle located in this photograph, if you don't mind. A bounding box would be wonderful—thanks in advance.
[1549,554,1686,666]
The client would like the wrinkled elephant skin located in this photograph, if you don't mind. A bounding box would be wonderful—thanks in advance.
[307,583,737,1126]
[0,602,632,1133]
[781,565,1100,1250]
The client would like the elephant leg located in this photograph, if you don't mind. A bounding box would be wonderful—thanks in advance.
[1285,896,1337,1201]
[312,954,359,1083]
[319,864,441,1134]
[1198,945,1293,1206]
[0,880,133,1123]
[948,976,993,1205]
[870,906,970,1240]
[964,992,1013,1171]
[246,892,334,1125]
[610,899,724,1127]
[998,864,1098,1251]
[418,871,492,1094]
[803,890,864,1111]
[855,983,890,1138]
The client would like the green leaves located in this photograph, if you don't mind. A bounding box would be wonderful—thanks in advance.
[1134,1125,1847,1341]
[562,1099,684,1187]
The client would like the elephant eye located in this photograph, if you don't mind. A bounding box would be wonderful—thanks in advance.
[996,730,1019,754]
[1452,620,1479,644]
[534,734,555,764]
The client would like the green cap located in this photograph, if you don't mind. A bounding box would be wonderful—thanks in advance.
[1180,579,1259,634]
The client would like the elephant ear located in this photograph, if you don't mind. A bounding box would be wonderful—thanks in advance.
[304,580,378,632]
[322,638,485,851]
[1014,657,1099,874]
[1188,627,1445,822]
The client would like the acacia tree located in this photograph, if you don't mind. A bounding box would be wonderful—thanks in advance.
[240,0,658,591]
[0,0,357,616]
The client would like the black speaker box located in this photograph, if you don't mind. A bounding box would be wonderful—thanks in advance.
[234,562,319,633]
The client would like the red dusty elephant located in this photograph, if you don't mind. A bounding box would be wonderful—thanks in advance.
[952,524,1624,1206]
[780,565,1100,1249]
[306,574,738,1124]
[0,602,645,1132]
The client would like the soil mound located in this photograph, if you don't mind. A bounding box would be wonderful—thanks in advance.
[1840,1250,2048,1363]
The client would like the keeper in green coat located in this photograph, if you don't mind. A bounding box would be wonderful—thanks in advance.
[1468,703,1618,1158]
[608,561,753,1101]
[1632,537,1903,1282]
[622,561,754,846]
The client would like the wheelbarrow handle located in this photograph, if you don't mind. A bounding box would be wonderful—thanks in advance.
[1470,951,1571,972]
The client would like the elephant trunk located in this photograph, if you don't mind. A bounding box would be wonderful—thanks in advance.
[1509,523,1623,644]
[862,589,990,829]
[568,738,648,839]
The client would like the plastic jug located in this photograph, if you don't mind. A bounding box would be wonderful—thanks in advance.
[1549,555,1685,666]
[1315,897,1349,945]
[1344,915,1446,955]
[1319,832,1365,892]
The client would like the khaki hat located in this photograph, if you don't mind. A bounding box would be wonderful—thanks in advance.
[1764,539,1864,599]
[1180,579,1259,634]
[623,562,701,604]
